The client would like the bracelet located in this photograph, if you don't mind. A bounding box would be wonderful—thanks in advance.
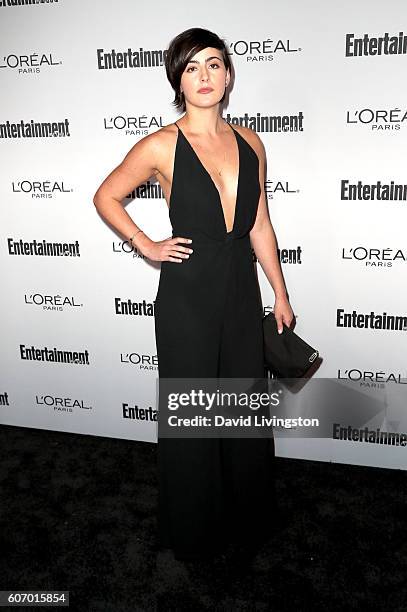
[129,229,144,245]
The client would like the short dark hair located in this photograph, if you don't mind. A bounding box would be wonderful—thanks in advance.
[165,27,232,114]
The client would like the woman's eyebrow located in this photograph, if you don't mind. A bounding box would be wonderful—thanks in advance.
[187,56,223,64]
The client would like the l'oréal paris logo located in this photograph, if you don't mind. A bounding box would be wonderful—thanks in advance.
[341,246,407,268]
[36,394,92,413]
[0,51,61,74]
[337,368,407,387]
[120,352,158,371]
[228,37,301,62]
[24,293,83,311]
[265,179,299,200]
[346,107,406,131]
[112,240,146,259]
[103,115,164,137]
[12,179,72,198]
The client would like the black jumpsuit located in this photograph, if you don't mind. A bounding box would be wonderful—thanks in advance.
[154,121,275,560]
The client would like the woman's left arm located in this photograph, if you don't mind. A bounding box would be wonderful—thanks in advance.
[247,129,294,333]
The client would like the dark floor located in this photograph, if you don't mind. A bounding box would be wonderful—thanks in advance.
[0,424,406,611]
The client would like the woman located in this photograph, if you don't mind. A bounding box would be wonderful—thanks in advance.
[93,27,294,562]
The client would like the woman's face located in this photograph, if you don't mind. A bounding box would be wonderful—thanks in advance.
[180,46,230,109]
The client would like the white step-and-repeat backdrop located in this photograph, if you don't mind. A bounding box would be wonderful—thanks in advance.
[1,0,406,470]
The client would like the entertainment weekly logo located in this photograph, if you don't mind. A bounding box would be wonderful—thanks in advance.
[337,368,407,387]
[336,309,407,332]
[114,298,155,317]
[0,119,71,139]
[0,392,10,407]
[24,293,83,312]
[97,47,166,70]
[103,115,164,137]
[278,246,302,264]
[119,181,163,257]
[122,402,157,423]
[346,107,406,131]
[345,31,407,57]
[228,37,301,63]
[224,112,304,133]
[20,343,90,365]
[0,51,61,74]
[341,179,407,203]
[11,179,73,199]
[0,0,59,6]
[7,238,80,257]
[341,246,407,268]
[120,351,158,371]
[253,246,302,264]
[36,393,93,414]
[124,179,164,202]
[333,423,407,447]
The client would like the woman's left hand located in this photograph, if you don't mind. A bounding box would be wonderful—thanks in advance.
[273,295,294,334]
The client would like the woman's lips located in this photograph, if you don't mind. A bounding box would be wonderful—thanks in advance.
[198,88,214,93]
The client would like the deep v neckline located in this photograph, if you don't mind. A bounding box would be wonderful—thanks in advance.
[175,121,240,234]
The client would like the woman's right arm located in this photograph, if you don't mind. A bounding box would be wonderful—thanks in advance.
[93,131,193,263]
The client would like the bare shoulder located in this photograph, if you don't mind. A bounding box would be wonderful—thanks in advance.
[231,123,266,162]
[147,123,178,158]
[121,122,178,176]
[146,121,178,151]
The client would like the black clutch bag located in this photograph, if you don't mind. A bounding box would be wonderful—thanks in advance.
[263,312,319,378]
